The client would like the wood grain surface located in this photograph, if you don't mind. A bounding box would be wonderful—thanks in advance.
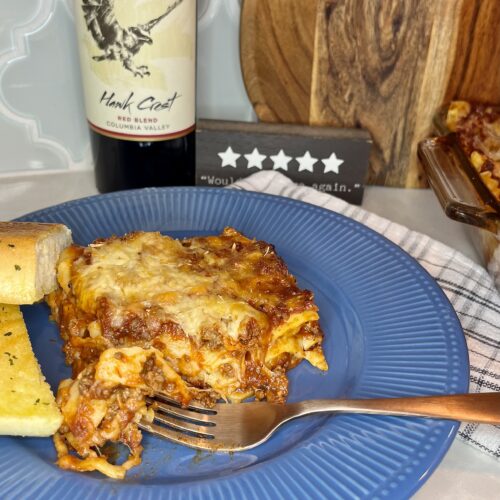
[310,0,500,187]
[240,0,318,124]
[241,0,500,187]
[444,0,500,103]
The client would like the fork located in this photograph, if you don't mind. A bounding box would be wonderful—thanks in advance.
[138,392,500,452]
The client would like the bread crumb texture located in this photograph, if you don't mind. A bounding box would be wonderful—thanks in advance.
[0,221,72,305]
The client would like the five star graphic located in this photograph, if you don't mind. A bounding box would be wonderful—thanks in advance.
[321,152,344,174]
[244,147,267,169]
[270,149,292,171]
[216,147,344,174]
[296,151,317,172]
[218,146,240,168]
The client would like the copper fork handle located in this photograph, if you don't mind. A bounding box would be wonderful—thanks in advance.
[289,393,500,424]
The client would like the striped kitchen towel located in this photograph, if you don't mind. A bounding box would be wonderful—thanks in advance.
[231,170,500,460]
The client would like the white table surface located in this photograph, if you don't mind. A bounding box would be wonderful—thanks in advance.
[1,169,498,499]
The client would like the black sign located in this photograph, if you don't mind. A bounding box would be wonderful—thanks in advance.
[196,119,372,205]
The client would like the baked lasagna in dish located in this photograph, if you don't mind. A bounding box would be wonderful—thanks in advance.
[47,227,328,478]
[446,100,500,201]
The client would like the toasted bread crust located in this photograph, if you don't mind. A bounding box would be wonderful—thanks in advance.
[0,222,72,304]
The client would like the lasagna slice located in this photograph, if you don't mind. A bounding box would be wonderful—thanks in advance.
[47,227,328,478]
[446,100,500,201]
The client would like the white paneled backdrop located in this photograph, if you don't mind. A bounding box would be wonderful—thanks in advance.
[0,0,254,174]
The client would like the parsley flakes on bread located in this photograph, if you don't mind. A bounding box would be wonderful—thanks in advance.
[0,221,72,436]
[0,222,72,305]
[0,304,62,436]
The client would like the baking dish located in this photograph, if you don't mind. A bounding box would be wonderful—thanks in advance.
[418,105,500,289]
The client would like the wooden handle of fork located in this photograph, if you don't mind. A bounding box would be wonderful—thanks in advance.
[292,393,500,424]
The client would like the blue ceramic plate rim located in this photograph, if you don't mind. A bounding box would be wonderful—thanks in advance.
[3,186,469,499]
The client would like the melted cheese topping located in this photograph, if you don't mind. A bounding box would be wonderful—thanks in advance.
[48,227,328,478]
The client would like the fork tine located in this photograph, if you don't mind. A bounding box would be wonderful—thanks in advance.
[151,412,214,437]
[141,399,278,452]
[138,419,217,451]
[147,398,216,425]
[138,419,240,452]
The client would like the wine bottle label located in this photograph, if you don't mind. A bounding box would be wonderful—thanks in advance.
[74,0,195,141]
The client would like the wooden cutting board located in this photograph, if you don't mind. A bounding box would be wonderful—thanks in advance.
[240,0,318,124]
[240,0,500,188]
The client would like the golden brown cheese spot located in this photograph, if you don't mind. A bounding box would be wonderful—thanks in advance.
[48,228,328,478]
[200,326,224,350]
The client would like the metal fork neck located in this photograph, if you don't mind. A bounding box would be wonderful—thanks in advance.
[286,394,500,425]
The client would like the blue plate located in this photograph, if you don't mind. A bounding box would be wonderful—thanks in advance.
[2,187,468,499]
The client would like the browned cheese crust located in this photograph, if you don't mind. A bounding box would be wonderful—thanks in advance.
[47,227,328,478]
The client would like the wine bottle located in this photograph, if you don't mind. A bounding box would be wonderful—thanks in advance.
[74,0,196,192]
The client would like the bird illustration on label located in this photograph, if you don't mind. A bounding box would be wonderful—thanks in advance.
[81,0,184,77]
